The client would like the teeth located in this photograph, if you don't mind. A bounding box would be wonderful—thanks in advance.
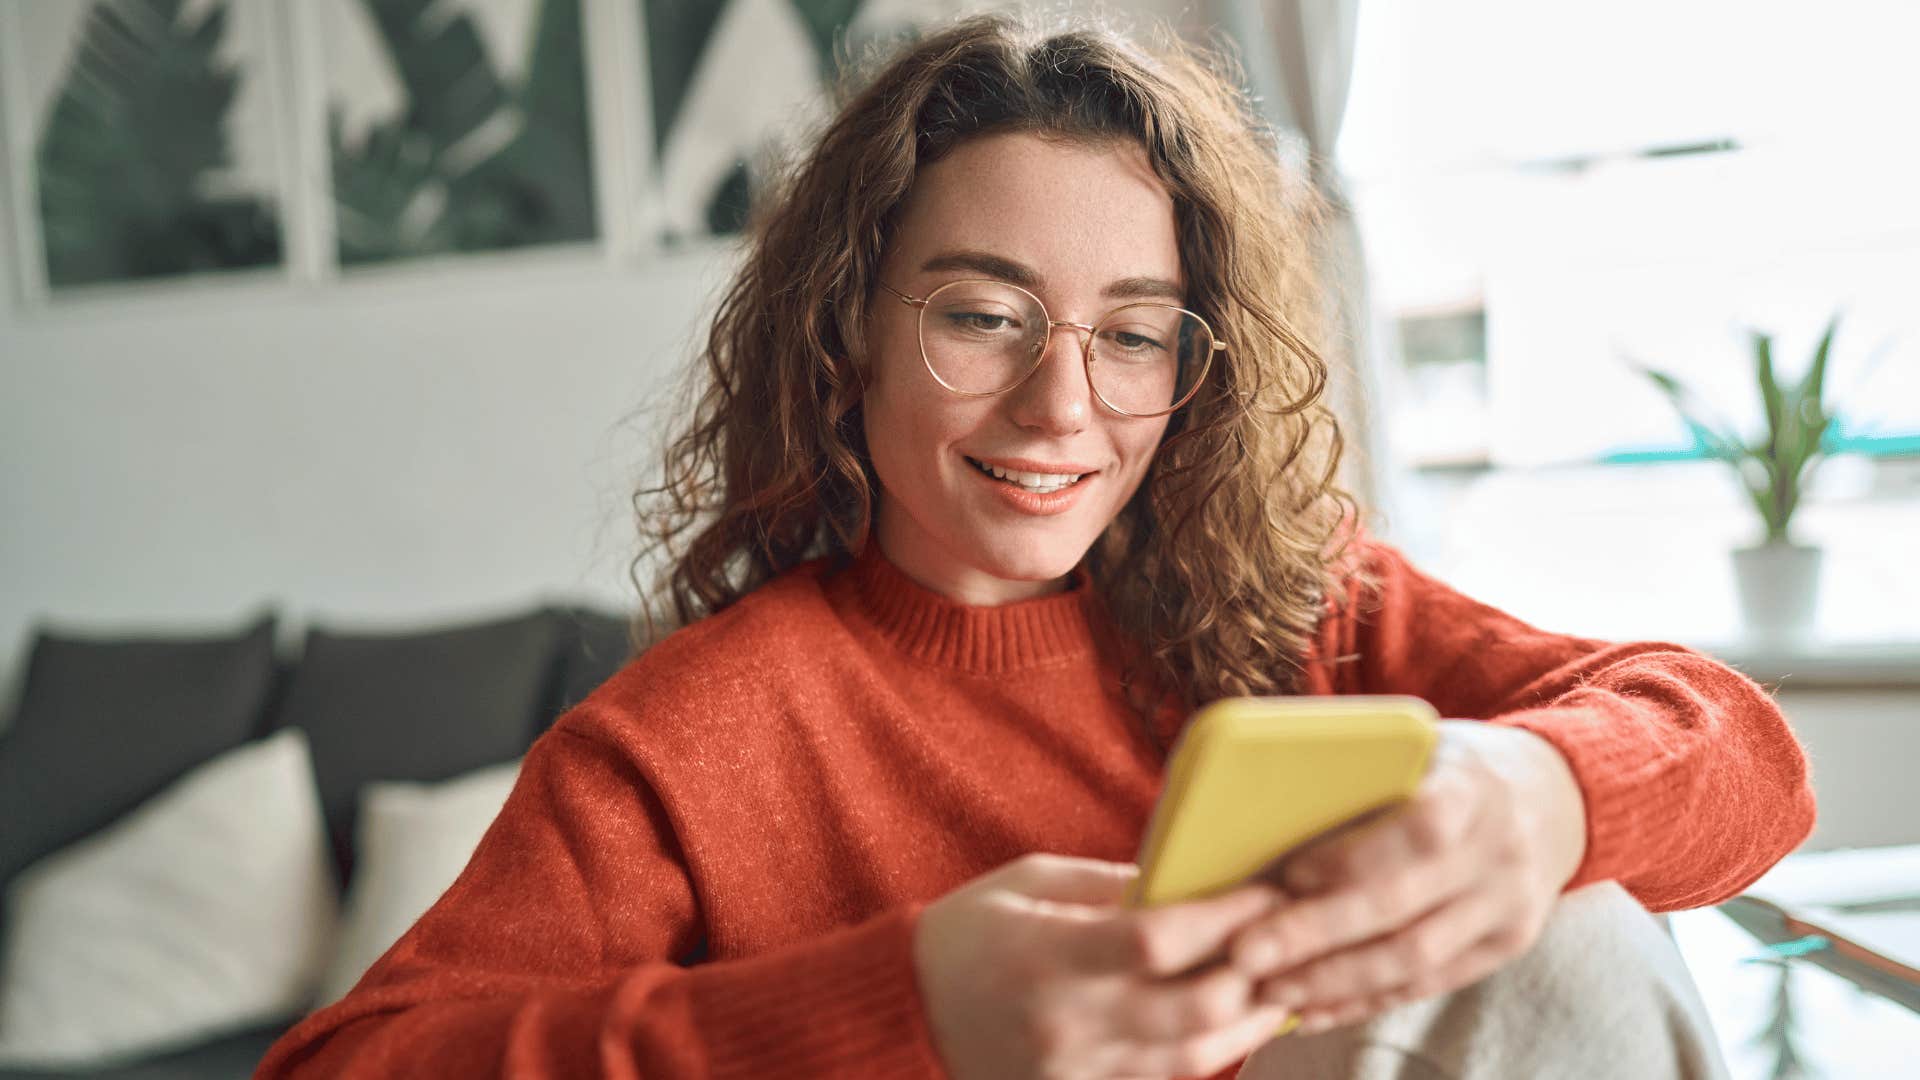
[970,458,1084,492]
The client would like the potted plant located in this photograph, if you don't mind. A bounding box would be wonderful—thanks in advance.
[1633,315,1842,641]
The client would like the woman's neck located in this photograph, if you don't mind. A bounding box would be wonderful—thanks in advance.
[870,515,1075,607]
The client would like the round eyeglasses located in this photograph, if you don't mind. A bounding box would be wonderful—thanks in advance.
[880,279,1223,418]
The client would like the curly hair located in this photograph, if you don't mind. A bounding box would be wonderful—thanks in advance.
[631,9,1375,738]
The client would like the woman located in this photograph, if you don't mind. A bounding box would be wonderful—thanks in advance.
[258,12,1813,1079]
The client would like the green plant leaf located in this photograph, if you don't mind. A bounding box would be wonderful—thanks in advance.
[1755,331,1785,463]
[461,0,596,248]
[333,0,594,263]
[1800,314,1839,416]
[1632,364,1747,462]
[362,0,509,154]
[36,0,281,286]
[644,0,730,156]
[330,109,447,264]
[1628,315,1849,548]
[333,0,510,261]
[1736,457,1786,540]
[1778,317,1842,536]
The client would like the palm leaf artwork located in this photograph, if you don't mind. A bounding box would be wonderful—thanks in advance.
[789,0,866,81]
[35,0,281,288]
[641,0,877,238]
[643,0,731,164]
[1631,314,1843,545]
[330,0,596,265]
[641,0,758,237]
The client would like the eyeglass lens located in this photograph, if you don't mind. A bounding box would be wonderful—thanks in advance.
[919,281,1209,415]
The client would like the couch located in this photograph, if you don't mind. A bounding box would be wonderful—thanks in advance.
[0,603,638,1079]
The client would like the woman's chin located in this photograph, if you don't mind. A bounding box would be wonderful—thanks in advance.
[969,541,1088,587]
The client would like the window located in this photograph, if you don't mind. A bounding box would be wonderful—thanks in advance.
[1340,0,1920,471]
[1339,0,1920,645]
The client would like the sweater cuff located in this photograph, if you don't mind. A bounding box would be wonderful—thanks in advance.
[688,903,950,1080]
[1482,705,1675,893]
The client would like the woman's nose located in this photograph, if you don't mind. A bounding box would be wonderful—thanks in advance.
[1005,323,1094,435]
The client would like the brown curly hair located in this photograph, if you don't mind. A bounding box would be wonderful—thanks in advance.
[631,9,1375,732]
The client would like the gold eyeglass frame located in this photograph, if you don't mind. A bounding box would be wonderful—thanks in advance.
[879,278,1224,418]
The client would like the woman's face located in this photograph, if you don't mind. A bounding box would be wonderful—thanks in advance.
[863,131,1181,605]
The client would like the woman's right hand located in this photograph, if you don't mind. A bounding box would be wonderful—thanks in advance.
[912,853,1293,1080]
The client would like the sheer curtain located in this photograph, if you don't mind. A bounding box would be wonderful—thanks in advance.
[1207,0,1404,532]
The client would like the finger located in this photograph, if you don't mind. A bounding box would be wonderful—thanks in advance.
[1114,1003,1295,1080]
[1111,962,1255,1042]
[1049,881,1281,977]
[1004,852,1142,904]
[1417,927,1522,998]
[1252,802,1394,888]
[1228,852,1469,981]
[1231,798,1487,977]
[1280,775,1480,898]
[1253,885,1503,1011]
[1291,996,1379,1037]
[1289,925,1522,1035]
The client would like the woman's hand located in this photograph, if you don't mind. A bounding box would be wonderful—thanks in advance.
[1226,720,1588,1035]
[913,853,1295,1080]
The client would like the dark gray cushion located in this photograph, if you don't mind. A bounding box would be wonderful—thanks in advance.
[272,609,560,885]
[0,613,277,887]
[543,606,637,731]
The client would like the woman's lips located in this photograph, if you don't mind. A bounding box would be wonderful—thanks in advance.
[964,455,1095,516]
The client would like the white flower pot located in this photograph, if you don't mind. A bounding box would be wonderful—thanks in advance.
[1730,541,1823,642]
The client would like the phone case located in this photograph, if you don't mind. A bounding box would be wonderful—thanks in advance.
[1127,695,1439,909]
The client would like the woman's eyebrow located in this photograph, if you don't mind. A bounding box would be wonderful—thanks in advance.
[918,249,1183,302]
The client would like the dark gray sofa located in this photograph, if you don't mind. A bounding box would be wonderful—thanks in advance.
[0,602,638,1078]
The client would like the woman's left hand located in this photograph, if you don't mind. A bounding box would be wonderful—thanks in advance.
[1225,719,1589,1036]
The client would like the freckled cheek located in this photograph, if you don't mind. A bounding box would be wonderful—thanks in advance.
[867,388,975,483]
[1104,435,1165,503]
[1120,427,1166,472]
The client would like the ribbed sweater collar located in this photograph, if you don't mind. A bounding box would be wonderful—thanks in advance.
[831,540,1101,673]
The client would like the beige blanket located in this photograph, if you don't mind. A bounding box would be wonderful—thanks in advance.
[1237,882,1728,1079]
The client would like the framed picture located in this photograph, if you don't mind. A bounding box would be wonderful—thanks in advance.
[638,0,960,244]
[1,0,290,297]
[0,0,1013,302]
[312,0,599,267]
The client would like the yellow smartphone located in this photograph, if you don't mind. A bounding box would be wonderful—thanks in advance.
[1126,695,1439,910]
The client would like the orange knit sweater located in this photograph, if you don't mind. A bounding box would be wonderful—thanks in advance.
[255,535,1815,1079]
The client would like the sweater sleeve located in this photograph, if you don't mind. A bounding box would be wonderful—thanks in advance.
[254,721,950,1080]
[1317,536,1817,913]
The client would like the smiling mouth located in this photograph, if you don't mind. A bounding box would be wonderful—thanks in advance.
[964,456,1093,494]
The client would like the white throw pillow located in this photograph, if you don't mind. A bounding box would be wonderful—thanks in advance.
[313,760,521,1006]
[0,727,338,1068]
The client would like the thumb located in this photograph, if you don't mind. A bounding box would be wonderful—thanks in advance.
[999,852,1141,905]
[1045,882,1282,978]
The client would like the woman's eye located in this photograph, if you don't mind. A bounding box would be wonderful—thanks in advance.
[1106,330,1165,353]
[949,312,1016,332]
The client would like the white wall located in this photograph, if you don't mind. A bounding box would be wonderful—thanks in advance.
[0,239,742,715]
[1778,688,1920,852]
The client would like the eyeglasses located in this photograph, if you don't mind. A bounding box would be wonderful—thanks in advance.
[880,278,1223,418]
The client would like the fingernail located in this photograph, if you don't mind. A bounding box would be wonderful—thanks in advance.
[1300,1013,1334,1035]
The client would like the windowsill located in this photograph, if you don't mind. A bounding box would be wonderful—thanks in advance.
[1390,459,1920,689]
[1684,638,1920,689]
